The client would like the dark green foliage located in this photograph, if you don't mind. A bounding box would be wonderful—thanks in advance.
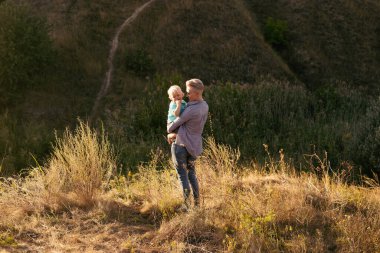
[103,75,183,171]
[264,17,288,49]
[0,111,53,175]
[108,78,375,175]
[352,98,380,173]
[125,49,156,78]
[0,3,55,95]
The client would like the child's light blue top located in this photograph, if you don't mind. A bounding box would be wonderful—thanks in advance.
[167,100,187,123]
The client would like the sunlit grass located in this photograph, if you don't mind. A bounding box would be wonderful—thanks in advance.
[0,122,379,252]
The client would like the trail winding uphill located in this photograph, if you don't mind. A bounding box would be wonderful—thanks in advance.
[90,0,156,121]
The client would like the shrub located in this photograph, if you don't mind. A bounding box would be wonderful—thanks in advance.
[0,3,55,95]
[264,17,288,49]
[125,48,156,78]
[105,77,373,173]
[351,97,380,174]
[103,74,182,171]
[0,112,54,176]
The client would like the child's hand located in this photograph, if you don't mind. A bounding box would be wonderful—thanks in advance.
[167,133,176,144]
[167,137,174,144]
[175,100,182,106]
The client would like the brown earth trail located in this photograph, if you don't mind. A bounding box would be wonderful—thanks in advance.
[90,0,156,122]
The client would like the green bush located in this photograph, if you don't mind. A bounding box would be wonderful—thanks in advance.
[264,17,288,49]
[125,49,156,78]
[0,112,53,175]
[102,75,182,171]
[351,97,380,173]
[0,3,55,95]
[105,78,375,174]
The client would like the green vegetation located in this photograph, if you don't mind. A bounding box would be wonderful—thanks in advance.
[0,0,143,175]
[0,112,53,175]
[353,97,380,170]
[246,0,380,88]
[0,0,379,250]
[264,17,288,49]
[0,3,55,103]
[0,0,379,177]
[103,77,378,176]
[125,48,156,78]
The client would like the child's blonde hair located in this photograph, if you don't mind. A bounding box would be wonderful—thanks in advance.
[167,85,184,99]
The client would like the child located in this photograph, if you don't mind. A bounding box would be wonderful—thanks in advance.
[167,85,187,144]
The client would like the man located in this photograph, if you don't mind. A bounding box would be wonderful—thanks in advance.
[167,78,209,209]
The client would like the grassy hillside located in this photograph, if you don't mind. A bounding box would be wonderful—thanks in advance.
[0,0,148,173]
[0,123,379,252]
[1,1,379,251]
[1,0,380,173]
[109,0,380,87]
[246,0,380,89]
[112,0,296,87]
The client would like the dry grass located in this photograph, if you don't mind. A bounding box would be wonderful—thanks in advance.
[43,120,116,207]
[0,120,116,224]
[131,138,379,252]
[0,123,379,252]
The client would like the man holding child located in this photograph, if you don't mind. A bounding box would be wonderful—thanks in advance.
[167,79,209,209]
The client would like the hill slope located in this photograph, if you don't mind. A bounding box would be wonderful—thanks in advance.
[6,0,380,99]
[246,0,380,88]
[1,0,380,172]
[111,0,380,88]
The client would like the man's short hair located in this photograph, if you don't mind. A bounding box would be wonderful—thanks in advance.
[186,79,204,91]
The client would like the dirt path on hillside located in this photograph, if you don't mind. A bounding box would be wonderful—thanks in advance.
[90,0,156,122]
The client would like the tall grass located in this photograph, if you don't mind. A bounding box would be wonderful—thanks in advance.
[0,120,116,227]
[0,124,379,251]
[124,137,380,252]
[43,120,116,206]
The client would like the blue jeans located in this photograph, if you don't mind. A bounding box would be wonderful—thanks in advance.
[171,144,199,206]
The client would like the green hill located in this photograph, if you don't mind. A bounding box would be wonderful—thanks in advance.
[1,0,380,173]
[6,0,380,88]
[111,0,380,86]
[246,0,380,89]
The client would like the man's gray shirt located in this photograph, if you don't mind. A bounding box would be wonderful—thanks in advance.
[167,100,209,157]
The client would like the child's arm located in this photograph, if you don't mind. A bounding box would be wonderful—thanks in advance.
[173,100,182,117]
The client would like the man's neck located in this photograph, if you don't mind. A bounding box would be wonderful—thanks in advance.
[190,96,203,102]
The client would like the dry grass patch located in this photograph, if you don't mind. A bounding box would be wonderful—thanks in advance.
[0,128,380,252]
[147,138,380,252]
[43,120,116,208]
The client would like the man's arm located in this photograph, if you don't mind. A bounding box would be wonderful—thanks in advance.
[167,107,192,133]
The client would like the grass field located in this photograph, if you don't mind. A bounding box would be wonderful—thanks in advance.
[0,122,379,252]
